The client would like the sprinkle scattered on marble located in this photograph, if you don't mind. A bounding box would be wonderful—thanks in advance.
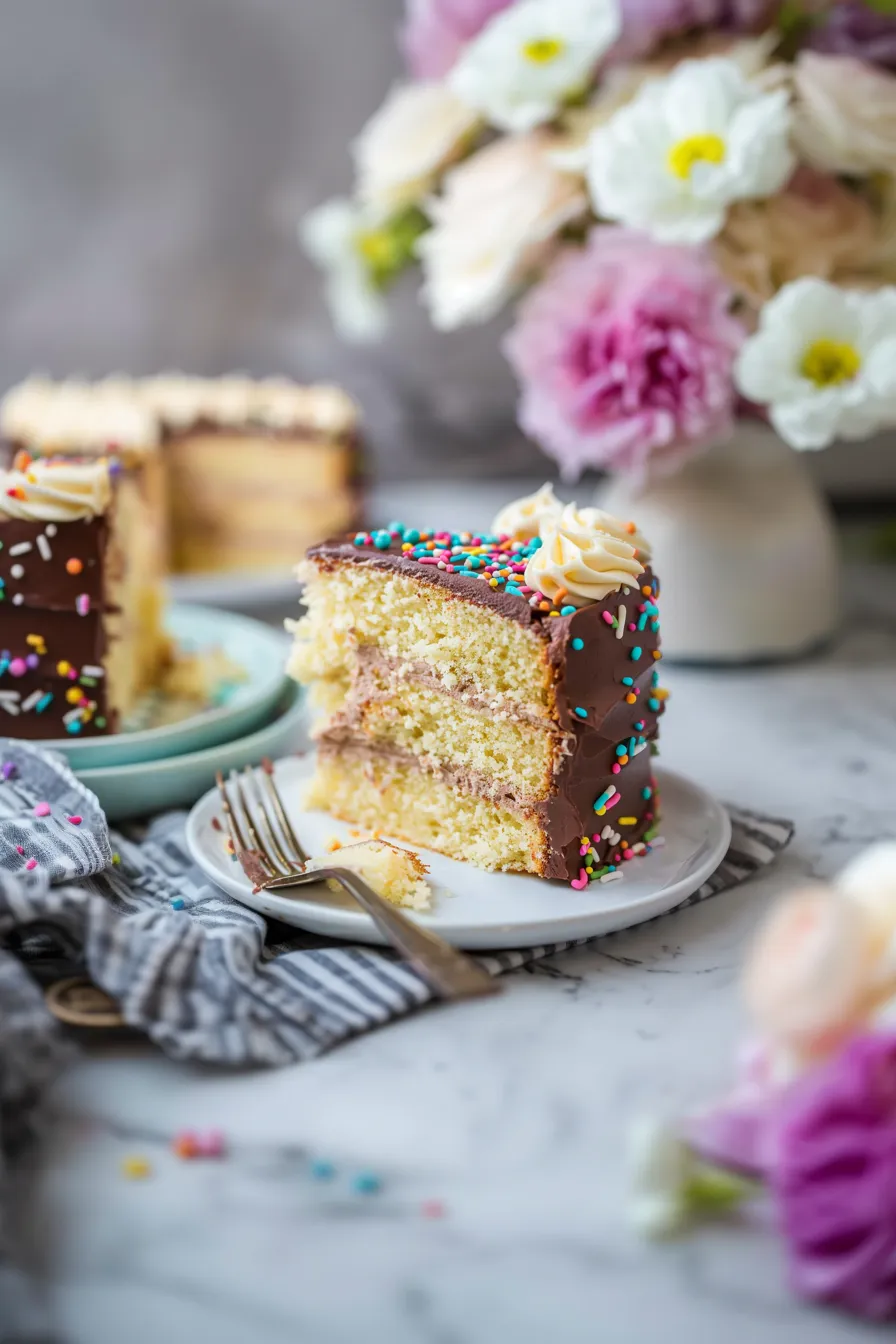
[121,1156,152,1180]
[352,1171,383,1195]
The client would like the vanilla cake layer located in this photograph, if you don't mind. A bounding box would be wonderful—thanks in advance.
[166,431,359,574]
[290,530,665,883]
[320,654,565,803]
[308,748,548,874]
[290,558,557,718]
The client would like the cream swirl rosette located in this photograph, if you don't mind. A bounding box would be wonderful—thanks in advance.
[0,458,112,522]
[557,501,653,562]
[525,510,644,605]
[492,482,563,541]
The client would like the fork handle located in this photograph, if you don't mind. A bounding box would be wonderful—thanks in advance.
[334,871,498,999]
[272,867,498,1000]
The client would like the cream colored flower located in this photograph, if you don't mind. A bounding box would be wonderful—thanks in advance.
[742,884,879,1062]
[837,842,896,989]
[735,278,896,450]
[587,57,794,245]
[713,171,880,319]
[793,53,896,179]
[524,513,643,604]
[418,133,587,330]
[492,482,563,540]
[353,82,479,212]
[449,0,621,133]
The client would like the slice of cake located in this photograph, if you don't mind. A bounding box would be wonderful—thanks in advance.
[288,487,667,887]
[0,455,169,737]
[305,839,432,911]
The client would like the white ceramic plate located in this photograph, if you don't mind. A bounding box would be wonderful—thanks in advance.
[78,682,307,822]
[45,604,289,769]
[186,755,731,950]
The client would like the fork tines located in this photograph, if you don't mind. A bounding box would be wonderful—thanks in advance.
[215,761,308,887]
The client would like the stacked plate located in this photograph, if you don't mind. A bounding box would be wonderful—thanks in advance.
[48,604,306,821]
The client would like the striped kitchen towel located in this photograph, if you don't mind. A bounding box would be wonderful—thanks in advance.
[0,737,793,1069]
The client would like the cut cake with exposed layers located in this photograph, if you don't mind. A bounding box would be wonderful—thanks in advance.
[288,490,667,886]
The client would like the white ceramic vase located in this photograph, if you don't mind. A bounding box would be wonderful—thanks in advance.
[598,422,841,663]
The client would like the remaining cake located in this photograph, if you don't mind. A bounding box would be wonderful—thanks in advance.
[0,455,169,737]
[288,486,667,887]
[1,375,361,577]
[305,839,432,911]
[138,376,360,574]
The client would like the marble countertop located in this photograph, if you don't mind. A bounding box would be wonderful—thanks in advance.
[21,538,896,1344]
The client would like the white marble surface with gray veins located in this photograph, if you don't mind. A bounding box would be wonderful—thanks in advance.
[20,544,896,1344]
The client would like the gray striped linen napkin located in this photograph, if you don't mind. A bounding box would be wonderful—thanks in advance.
[0,736,794,1068]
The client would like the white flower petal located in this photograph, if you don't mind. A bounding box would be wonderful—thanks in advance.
[627,1117,692,1239]
[300,197,389,343]
[724,89,796,200]
[662,58,747,140]
[856,287,896,352]
[300,199,357,266]
[862,337,896,409]
[449,0,621,134]
[586,56,794,244]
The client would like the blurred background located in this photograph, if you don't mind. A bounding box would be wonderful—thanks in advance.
[0,0,893,498]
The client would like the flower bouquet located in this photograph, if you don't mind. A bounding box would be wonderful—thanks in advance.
[632,841,896,1323]
[303,1,896,660]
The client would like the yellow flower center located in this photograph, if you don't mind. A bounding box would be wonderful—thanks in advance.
[521,36,566,64]
[355,229,392,269]
[800,338,862,388]
[667,133,726,181]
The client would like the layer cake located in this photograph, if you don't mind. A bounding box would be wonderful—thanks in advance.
[0,455,169,738]
[289,487,667,886]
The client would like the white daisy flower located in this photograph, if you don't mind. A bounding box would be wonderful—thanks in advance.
[353,82,480,213]
[735,278,896,451]
[449,0,621,134]
[587,57,795,245]
[300,198,390,343]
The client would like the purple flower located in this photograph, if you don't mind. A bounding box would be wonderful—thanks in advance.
[504,228,745,481]
[613,0,773,61]
[772,1033,896,1321]
[807,3,896,72]
[400,0,514,79]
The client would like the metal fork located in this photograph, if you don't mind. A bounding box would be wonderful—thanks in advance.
[215,760,498,1001]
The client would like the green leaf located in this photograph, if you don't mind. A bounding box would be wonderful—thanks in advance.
[354,206,428,291]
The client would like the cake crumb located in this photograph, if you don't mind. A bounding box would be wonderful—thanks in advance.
[305,839,433,911]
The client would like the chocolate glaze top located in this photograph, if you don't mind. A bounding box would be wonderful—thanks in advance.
[307,525,666,882]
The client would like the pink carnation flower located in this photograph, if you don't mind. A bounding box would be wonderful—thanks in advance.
[772,1033,896,1321]
[401,0,514,79]
[504,229,744,481]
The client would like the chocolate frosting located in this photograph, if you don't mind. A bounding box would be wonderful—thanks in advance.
[308,536,665,881]
[0,514,113,739]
